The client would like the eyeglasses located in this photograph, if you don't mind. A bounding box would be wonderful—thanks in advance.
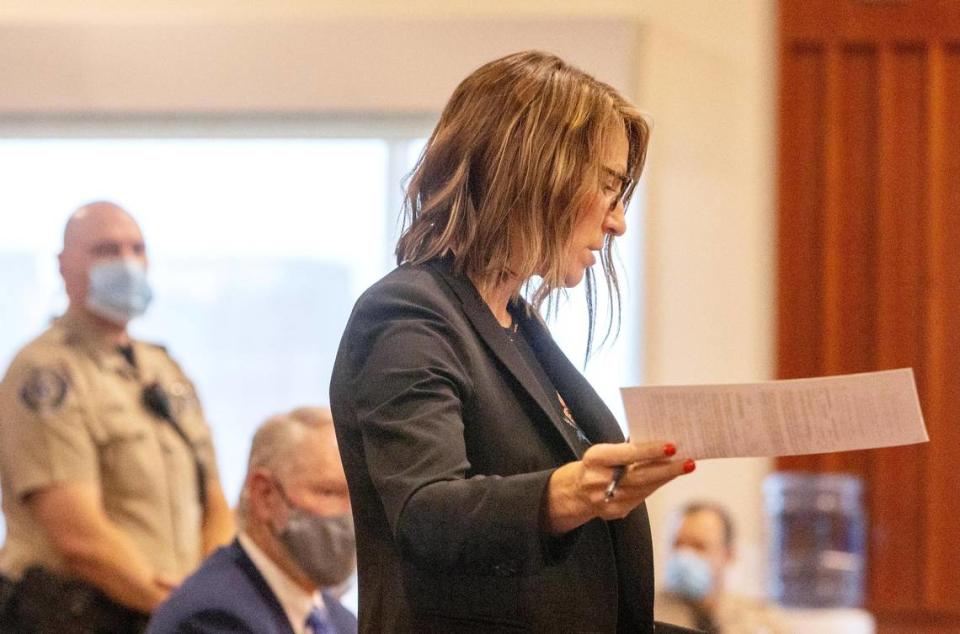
[602,167,633,212]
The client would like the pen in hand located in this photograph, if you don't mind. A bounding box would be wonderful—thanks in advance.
[603,465,626,503]
[604,435,631,503]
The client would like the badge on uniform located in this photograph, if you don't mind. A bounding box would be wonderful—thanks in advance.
[168,380,199,420]
[19,366,70,412]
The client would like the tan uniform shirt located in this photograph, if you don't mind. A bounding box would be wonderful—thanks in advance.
[0,310,220,581]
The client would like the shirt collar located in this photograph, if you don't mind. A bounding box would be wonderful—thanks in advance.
[238,532,325,634]
[57,308,136,373]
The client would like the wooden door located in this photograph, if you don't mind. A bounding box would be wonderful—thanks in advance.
[778,1,960,632]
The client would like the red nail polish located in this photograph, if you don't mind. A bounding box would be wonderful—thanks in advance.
[683,459,696,474]
[663,443,677,457]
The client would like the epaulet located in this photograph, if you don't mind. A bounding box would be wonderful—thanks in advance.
[141,341,169,354]
[139,340,181,368]
[19,323,70,353]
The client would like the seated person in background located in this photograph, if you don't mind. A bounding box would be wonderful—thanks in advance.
[0,201,233,633]
[655,501,787,634]
[148,407,358,634]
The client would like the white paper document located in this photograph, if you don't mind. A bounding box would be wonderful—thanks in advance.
[620,368,928,460]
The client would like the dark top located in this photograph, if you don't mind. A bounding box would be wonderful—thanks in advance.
[329,258,655,633]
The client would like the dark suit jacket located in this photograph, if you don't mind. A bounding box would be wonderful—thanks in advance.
[329,258,655,633]
[146,539,357,634]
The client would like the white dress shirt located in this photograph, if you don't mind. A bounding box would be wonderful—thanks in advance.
[237,531,326,634]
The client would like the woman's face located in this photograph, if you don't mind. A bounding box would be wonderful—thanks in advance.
[561,126,630,288]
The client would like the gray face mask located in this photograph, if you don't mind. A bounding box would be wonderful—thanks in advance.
[85,259,153,325]
[274,481,356,589]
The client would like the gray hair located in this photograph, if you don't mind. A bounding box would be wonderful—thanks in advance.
[236,406,334,525]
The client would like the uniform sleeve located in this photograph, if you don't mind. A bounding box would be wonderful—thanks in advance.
[344,279,562,576]
[0,351,99,500]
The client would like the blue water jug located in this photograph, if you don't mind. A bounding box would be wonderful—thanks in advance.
[764,472,866,608]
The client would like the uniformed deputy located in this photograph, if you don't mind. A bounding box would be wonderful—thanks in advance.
[0,201,235,632]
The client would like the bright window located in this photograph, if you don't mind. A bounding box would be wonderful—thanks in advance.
[0,129,642,522]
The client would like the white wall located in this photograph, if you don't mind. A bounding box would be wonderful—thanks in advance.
[0,13,639,114]
[0,0,778,597]
[631,3,778,596]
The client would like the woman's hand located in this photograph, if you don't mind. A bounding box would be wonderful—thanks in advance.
[544,440,695,535]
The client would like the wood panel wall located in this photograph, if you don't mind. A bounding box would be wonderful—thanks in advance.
[777,2,960,632]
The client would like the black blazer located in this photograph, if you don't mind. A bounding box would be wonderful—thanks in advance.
[146,540,357,634]
[330,258,654,633]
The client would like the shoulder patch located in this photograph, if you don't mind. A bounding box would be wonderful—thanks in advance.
[20,366,70,412]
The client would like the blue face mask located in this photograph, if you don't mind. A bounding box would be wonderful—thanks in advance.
[665,549,714,600]
[86,259,153,325]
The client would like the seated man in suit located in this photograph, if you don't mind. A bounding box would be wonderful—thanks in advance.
[148,407,358,634]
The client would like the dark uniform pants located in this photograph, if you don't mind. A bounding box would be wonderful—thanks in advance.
[0,567,149,633]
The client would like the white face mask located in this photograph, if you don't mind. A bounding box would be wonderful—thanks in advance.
[273,480,356,589]
[85,259,153,325]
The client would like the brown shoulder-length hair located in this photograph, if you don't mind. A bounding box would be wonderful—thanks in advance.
[397,50,650,356]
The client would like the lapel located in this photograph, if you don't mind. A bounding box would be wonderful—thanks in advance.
[427,259,588,458]
[519,311,626,446]
[230,540,296,634]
